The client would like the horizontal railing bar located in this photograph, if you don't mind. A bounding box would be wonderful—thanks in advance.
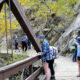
[0,55,41,80]
[0,55,40,72]
[26,67,43,80]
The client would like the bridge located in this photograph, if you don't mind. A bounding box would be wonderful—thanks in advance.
[0,0,44,80]
[0,0,80,80]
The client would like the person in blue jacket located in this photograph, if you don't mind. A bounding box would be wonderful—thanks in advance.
[39,36,51,80]
[39,36,55,80]
[77,37,80,77]
[21,35,27,51]
[14,37,19,50]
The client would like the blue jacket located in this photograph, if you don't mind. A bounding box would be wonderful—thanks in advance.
[77,43,80,57]
[41,39,52,62]
[15,38,19,43]
[21,37,26,41]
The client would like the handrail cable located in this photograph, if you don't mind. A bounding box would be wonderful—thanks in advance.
[4,2,9,64]
[9,0,14,62]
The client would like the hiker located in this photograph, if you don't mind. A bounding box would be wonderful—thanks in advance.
[38,36,51,80]
[48,42,57,80]
[53,46,58,59]
[27,38,31,49]
[72,40,77,62]
[77,37,80,77]
[21,35,27,51]
[14,36,19,50]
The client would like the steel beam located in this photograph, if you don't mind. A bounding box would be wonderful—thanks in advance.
[5,0,41,52]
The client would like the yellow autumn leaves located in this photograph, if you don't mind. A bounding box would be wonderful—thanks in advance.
[0,5,19,37]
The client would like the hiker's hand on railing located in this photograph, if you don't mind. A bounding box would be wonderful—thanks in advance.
[38,52,42,55]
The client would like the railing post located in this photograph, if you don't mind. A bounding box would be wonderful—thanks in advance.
[20,69,24,80]
[29,65,33,74]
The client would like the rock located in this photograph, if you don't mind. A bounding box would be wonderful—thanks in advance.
[55,13,80,53]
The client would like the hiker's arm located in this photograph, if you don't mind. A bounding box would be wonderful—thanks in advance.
[41,43,47,55]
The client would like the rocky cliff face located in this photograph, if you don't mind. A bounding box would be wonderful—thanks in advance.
[55,13,80,53]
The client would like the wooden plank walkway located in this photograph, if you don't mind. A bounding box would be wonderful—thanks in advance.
[38,56,80,80]
[27,50,80,80]
[55,56,80,80]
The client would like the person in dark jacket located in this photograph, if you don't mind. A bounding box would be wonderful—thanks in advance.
[27,38,31,49]
[21,35,27,51]
[14,37,19,50]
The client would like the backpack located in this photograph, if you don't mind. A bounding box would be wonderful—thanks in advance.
[72,42,76,46]
[50,46,54,56]
[53,47,58,57]
[50,46,58,59]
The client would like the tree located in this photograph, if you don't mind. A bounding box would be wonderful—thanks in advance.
[0,4,19,37]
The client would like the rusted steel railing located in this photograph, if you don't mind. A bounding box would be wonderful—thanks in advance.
[0,55,42,80]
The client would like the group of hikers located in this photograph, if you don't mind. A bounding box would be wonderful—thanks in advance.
[38,36,58,80]
[38,36,80,80]
[72,37,80,77]
[14,35,31,52]
[14,34,80,80]
[15,35,58,80]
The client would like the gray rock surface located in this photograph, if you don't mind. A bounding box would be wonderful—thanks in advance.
[55,13,80,53]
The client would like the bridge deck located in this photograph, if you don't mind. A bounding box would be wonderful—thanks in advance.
[55,56,79,80]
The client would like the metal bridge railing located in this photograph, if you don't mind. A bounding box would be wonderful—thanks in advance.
[0,55,42,80]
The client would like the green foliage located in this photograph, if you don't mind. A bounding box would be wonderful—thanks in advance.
[0,4,19,37]
[13,53,28,62]
[18,0,79,30]
[58,23,63,28]
[4,52,28,66]
[19,0,79,19]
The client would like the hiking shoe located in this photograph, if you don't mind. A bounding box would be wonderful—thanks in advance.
[77,74,80,77]
[51,77,56,80]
